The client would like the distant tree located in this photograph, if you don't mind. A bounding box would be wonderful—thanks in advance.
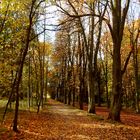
[128,19,140,113]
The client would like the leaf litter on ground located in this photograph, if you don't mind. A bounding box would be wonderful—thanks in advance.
[0,99,140,140]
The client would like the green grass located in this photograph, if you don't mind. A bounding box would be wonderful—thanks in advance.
[0,127,8,133]
[0,98,48,122]
[0,98,38,110]
[0,98,38,121]
[0,99,8,108]
[0,107,13,122]
[0,99,9,122]
[87,113,104,121]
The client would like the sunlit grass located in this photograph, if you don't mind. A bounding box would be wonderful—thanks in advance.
[0,99,8,108]
[0,97,49,114]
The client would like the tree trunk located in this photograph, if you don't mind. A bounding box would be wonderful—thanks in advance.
[131,27,140,113]
[133,46,140,113]
[72,88,75,107]
[28,54,31,109]
[79,86,83,110]
[13,83,19,132]
[108,42,122,121]
[107,0,130,121]
[97,72,101,107]
[13,32,31,132]
[68,90,71,105]
[88,69,95,113]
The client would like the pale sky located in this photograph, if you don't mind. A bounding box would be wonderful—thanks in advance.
[39,1,140,43]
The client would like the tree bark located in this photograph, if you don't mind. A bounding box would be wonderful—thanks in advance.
[108,0,130,121]
[12,0,40,131]
[108,43,122,121]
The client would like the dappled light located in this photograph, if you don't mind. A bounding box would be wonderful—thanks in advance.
[1,99,140,139]
[0,0,140,139]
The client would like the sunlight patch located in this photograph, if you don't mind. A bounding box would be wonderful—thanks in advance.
[67,134,92,140]
[80,123,112,129]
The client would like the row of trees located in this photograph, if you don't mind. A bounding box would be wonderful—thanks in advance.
[0,0,52,132]
[0,0,140,132]
[50,0,140,121]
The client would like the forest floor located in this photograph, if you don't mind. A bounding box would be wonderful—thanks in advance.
[0,99,140,140]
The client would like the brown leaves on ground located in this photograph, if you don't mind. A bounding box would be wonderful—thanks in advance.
[0,99,140,140]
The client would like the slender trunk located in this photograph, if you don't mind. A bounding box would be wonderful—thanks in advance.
[2,70,18,121]
[97,74,101,107]
[79,84,83,109]
[13,4,33,130]
[28,54,31,109]
[72,71,76,107]
[45,63,48,102]
[13,83,19,132]
[133,46,140,113]
[68,90,71,105]
[72,88,75,107]
[131,27,140,113]
[37,46,44,113]
[105,64,109,108]
[88,69,95,113]
[64,90,67,104]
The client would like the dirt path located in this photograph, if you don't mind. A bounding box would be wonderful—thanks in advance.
[1,99,140,140]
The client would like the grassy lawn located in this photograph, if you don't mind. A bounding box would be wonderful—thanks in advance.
[0,98,39,122]
[0,99,8,108]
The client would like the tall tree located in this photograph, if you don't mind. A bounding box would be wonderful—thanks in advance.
[55,0,108,113]
[107,0,131,121]
[128,20,140,113]
[11,0,45,132]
